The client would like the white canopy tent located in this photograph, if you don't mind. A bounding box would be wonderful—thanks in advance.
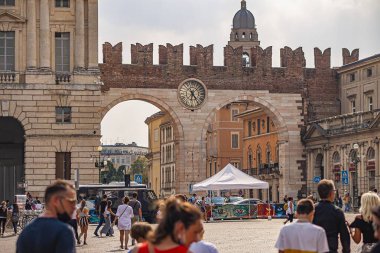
[193,163,269,191]
[193,164,271,220]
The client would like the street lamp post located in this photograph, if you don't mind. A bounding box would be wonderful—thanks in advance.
[92,146,110,184]
[352,143,360,210]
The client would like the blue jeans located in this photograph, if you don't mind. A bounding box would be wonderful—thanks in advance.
[94,216,105,235]
[344,204,350,212]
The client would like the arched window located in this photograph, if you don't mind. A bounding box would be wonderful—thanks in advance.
[235,33,238,40]
[367,147,375,160]
[266,143,271,164]
[250,33,253,39]
[332,151,340,164]
[242,32,246,39]
[257,145,262,168]
[315,153,324,179]
[242,52,250,67]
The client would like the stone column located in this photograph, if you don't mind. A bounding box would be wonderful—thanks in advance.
[26,0,37,69]
[39,0,51,70]
[87,0,99,71]
[75,0,85,70]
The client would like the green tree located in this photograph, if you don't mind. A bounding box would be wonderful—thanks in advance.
[130,156,149,184]
[100,162,127,183]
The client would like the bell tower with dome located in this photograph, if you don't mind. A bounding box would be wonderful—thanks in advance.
[228,0,260,66]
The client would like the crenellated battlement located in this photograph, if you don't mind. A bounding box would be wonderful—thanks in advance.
[342,48,359,65]
[131,43,154,65]
[100,42,351,122]
[102,42,357,73]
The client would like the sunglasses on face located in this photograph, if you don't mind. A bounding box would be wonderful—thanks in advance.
[61,197,77,205]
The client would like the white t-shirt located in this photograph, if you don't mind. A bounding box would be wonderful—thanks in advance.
[189,241,219,253]
[286,201,294,214]
[275,221,329,253]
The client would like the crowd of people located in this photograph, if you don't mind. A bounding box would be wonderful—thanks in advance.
[278,179,380,253]
[8,178,380,253]
[14,180,218,253]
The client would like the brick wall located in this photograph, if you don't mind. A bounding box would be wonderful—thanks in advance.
[100,42,343,122]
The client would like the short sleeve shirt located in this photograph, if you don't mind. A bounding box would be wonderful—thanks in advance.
[350,216,378,243]
[275,221,329,253]
[128,199,142,216]
[16,217,76,253]
[190,241,219,253]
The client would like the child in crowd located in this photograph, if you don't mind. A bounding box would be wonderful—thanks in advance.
[129,222,153,253]
[275,199,329,253]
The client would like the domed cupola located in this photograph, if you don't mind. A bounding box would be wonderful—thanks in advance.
[228,0,260,67]
[233,0,255,29]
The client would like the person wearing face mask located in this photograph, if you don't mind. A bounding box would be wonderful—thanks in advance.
[133,196,203,253]
[16,180,77,253]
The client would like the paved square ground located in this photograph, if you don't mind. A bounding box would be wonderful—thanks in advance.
[1,214,361,253]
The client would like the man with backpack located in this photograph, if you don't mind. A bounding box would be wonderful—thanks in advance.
[128,192,143,246]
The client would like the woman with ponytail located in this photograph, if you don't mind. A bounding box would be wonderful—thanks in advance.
[133,197,203,253]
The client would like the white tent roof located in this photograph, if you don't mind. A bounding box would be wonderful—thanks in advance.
[193,163,269,191]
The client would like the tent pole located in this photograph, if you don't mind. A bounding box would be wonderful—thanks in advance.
[268,187,272,221]
[248,196,251,219]
[210,190,214,222]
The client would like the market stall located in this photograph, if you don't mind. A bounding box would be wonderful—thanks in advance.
[193,163,270,220]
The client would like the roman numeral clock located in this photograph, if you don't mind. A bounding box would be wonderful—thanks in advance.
[178,79,207,110]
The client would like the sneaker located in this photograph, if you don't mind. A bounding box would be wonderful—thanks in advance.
[93,232,99,237]
[83,242,87,245]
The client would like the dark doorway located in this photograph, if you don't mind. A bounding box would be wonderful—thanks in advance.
[0,117,25,201]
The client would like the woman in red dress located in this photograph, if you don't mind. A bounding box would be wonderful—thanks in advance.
[136,197,203,253]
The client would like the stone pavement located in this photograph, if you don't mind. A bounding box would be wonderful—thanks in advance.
[1,214,361,253]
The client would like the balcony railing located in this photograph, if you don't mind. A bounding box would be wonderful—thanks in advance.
[310,110,380,136]
[55,72,71,84]
[259,163,280,175]
[243,168,258,176]
[0,72,17,83]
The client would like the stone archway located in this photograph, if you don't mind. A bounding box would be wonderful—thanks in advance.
[100,88,304,196]
[100,92,184,142]
[200,94,303,198]
[0,117,25,201]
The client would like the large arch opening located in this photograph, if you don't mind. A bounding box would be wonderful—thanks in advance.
[201,95,293,202]
[100,93,184,198]
[0,117,25,201]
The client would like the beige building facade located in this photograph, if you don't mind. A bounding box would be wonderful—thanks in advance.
[145,111,176,197]
[0,0,101,200]
[304,54,380,207]
[101,142,148,169]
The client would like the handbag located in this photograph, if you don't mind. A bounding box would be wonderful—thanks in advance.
[115,206,129,226]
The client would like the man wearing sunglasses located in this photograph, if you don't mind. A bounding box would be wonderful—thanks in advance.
[370,206,380,253]
[17,180,77,253]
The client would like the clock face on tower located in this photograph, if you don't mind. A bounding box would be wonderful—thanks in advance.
[178,79,207,109]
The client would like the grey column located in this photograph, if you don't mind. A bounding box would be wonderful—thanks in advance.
[39,0,51,70]
[87,0,99,70]
[75,0,85,70]
[26,0,37,69]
